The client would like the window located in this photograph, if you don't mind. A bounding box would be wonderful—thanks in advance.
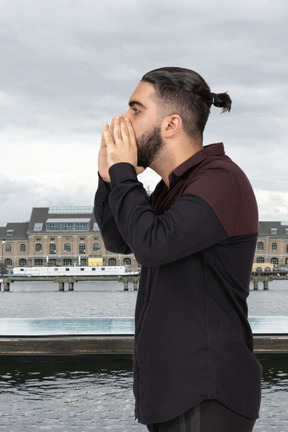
[5,244,11,252]
[6,229,14,236]
[272,243,277,251]
[108,258,117,266]
[286,229,288,235]
[80,258,87,266]
[257,242,264,251]
[64,243,71,252]
[35,243,42,252]
[271,228,278,235]
[256,257,265,263]
[19,259,27,266]
[93,222,99,231]
[93,243,100,252]
[4,259,12,266]
[123,258,131,265]
[49,244,56,254]
[48,206,93,214]
[286,244,288,253]
[35,259,43,266]
[20,244,26,252]
[285,258,288,265]
[270,257,278,266]
[34,223,43,232]
[63,259,72,266]
[46,219,90,232]
[79,243,86,254]
[49,259,57,266]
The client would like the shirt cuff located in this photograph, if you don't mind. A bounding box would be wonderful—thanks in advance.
[98,173,112,192]
[109,163,138,187]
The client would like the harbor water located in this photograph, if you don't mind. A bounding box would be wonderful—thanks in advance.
[0,280,288,431]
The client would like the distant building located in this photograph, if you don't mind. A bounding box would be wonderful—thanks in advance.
[2,210,288,271]
[255,221,288,268]
[0,206,138,270]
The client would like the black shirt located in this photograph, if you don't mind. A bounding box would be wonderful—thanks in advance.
[94,143,262,425]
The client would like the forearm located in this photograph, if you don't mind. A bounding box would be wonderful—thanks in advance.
[108,163,228,266]
[94,175,132,254]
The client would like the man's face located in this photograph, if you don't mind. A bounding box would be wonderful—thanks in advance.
[124,81,164,168]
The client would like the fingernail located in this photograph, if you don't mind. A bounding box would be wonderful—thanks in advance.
[124,117,130,122]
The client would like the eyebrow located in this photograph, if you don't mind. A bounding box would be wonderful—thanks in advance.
[128,100,147,110]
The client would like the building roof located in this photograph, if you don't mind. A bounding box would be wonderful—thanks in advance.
[258,221,288,237]
[27,207,99,234]
[0,222,29,240]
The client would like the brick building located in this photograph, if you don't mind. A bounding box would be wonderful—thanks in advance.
[254,221,288,268]
[2,210,288,272]
[0,206,138,271]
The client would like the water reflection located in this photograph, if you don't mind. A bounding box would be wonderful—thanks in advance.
[0,357,287,432]
[0,358,141,432]
[261,357,288,389]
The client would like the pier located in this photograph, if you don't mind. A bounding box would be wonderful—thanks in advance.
[251,271,288,290]
[1,272,288,291]
[0,274,140,292]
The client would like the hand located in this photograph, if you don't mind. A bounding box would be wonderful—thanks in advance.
[98,122,111,183]
[101,114,145,177]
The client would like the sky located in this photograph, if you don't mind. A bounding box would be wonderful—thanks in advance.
[0,0,287,223]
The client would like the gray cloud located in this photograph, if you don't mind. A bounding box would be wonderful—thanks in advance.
[0,0,287,221]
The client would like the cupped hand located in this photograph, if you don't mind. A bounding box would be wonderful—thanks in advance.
[99,115,145,181]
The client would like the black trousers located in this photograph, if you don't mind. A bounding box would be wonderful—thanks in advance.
[147,400,256,432]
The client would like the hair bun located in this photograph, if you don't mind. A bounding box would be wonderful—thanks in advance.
[211,92,232,112]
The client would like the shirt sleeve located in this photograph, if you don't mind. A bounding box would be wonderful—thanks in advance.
[94,174,132,254]
[107,163,229,266]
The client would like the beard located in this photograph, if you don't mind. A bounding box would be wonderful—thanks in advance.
[136,126,164,169]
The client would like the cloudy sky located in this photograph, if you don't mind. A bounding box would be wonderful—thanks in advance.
[0,0,287,223]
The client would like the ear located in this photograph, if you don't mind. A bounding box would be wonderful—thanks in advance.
[162,114,182,138]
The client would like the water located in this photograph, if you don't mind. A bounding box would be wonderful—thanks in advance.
[0,316,287,336]
[0,280,287,431]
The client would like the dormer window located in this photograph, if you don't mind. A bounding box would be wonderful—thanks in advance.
[271,228,278,235]
[6,229,14,236]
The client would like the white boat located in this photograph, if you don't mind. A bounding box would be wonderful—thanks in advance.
[12,266,139,277]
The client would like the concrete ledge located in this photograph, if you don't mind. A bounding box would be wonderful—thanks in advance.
[0,334,287,359]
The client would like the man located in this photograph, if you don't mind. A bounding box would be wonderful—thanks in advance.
[94,67,262,432]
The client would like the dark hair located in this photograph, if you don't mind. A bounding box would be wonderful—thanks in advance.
[141,67,232,139]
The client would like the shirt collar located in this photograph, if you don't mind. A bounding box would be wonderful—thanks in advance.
[168,142,225,188]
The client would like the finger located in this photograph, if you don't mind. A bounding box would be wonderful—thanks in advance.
[113,115,123,144]
[100,124,108,148]
[118,117,130,143]
[110,117,116,140]
[102,122,115,147]
[123,117,137,147]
